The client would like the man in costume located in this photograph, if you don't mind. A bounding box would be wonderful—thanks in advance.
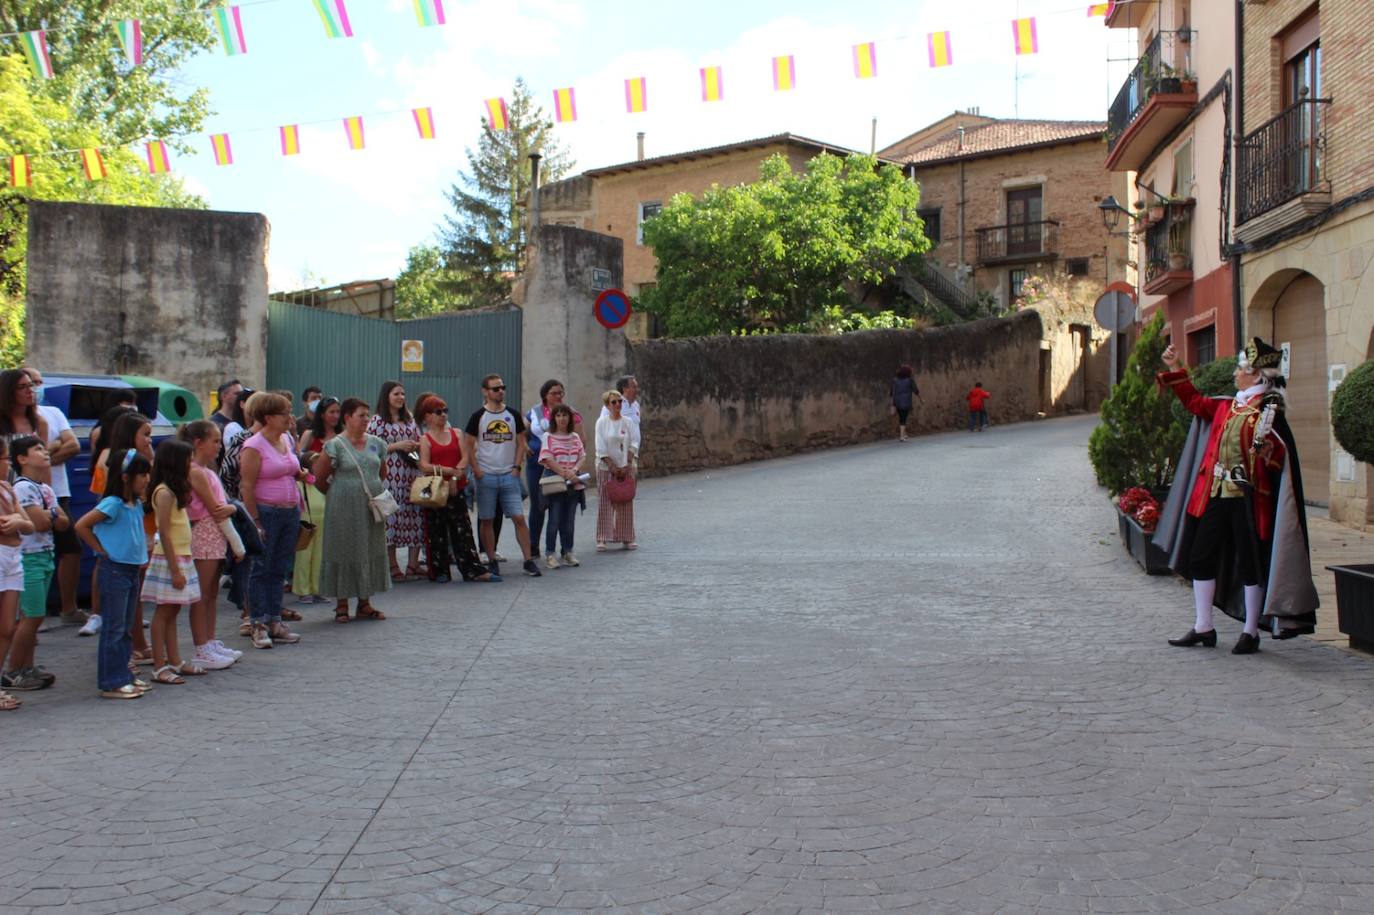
[1154,337,1318,654]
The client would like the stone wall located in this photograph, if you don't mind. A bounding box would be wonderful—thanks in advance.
[630,311,1045,476]
[25,201,269,402]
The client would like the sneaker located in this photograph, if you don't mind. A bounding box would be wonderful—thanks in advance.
[34,666,56,686]
[296,593,317,605]
[544,554,561,570]
[78,614,102,637]
[238,619,252,638]
[0,671,11,689]
[493,551,508,563]
[58,610,89,627]
[250,624,273,650]
[561,552,579,567]
[6,668,49,691]
[210,639,243,661]
[192,645,234,671]
[268,624,301,645]
[522,559,543,577]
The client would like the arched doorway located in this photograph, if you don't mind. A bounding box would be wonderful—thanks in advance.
[1254,270,1329,505]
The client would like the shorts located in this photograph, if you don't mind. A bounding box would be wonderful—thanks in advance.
[191,517,228,561]
[476,471,524,521]
[140,553,202,606]
[19,550,55,618]
[0,544,22,592]
[53,497,81,556]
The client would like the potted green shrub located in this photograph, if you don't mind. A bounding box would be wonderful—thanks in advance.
[1328,358,1374,650]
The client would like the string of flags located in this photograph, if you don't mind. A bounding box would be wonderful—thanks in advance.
[5,3,1119,186]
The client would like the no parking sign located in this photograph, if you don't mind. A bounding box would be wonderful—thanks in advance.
[594,288,632,330]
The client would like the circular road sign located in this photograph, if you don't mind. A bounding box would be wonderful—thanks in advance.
[1093,289,1136,333]
[594,288,632,330]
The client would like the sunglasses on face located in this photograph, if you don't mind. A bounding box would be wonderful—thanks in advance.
[487,385,506,392]
[609,399,623,405]
[434,408,449,414]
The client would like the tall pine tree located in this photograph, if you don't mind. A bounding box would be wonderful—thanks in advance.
[438,77,573,304]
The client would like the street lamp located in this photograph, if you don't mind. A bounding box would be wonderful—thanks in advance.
[1098,195,1134,233]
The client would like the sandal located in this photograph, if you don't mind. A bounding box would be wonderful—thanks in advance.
[406,563,427,580]
[175,662,207,677]
[280,608,303,621]
[0,690,20,711]
[596,542,608,552]
[355,604,387,621]
[131,649,154,666]
[333,605,351,623]
[390,563,406,582]
[153,665,185,685]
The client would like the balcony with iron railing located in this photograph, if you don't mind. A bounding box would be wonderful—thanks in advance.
[1142,201,1193,296]
[1104,32,1199,173]
[975,220,1059,266]
[1235,97,1332,242]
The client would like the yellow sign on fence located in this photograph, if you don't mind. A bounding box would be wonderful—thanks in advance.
[401,339,424,373]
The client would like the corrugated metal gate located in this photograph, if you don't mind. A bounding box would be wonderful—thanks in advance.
[266,302,522,413]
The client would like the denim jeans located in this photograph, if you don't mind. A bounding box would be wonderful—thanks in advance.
[248,504,300,625]
[525,456,547,549]
[968,409,988,431]
[96,560,140,690]
[544,490,577,556]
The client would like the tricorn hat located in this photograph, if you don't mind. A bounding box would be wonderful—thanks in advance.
[1239,337,1282,373]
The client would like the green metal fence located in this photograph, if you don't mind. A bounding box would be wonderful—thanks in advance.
[266,302,523,415]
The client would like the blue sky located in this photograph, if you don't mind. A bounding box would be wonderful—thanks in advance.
[171,0,1137,291]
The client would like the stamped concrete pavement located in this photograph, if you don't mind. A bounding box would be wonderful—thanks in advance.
[3,414,1374,914]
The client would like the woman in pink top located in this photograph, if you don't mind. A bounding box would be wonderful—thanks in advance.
[182,420,239,671]
[239,392,305,649]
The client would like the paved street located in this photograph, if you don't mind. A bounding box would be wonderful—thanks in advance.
[4,414,1374,914]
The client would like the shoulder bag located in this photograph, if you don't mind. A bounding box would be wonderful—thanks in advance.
[539,473,570,496]
[295,481,317,552]
[340,438,399,523]
[603,472,636,504]
[410,472,449,508]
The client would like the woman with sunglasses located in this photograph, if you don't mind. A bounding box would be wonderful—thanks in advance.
[594,389,640,551]
[417,396,496,583]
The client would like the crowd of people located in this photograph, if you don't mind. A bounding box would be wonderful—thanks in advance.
[0,367,643,707]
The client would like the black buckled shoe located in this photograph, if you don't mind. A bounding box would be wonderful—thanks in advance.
[1168,628,1217,648]
[1232,633,1261,655]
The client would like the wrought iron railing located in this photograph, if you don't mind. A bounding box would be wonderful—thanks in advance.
[909,257,979,315]
[976,220,1059,263]
[1144,205,1191,286]
[1107,34,1162,152]
[1237,97,1331,224]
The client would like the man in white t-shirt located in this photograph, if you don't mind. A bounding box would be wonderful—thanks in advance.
[25,368,86,626]
[462,374,541,578]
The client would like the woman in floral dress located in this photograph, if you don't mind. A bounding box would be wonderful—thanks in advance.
[367,380,424,580]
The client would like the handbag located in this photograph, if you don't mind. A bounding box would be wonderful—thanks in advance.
[341,438,399,523]
[604,471,637,504]
[295,482,316,552]
[539,473,570,496]
[410,473,449,508]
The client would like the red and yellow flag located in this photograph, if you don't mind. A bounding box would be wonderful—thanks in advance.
[9,155,32,188]
[211,133,233,166]
[928,31,953,68]
[1012,17,1039,55]
[700,66,723,102]
[553,87,577,123]
[772,55,796,91]
[145,140,170,175]
[485,97,508,131]
[1087,3,1114,16]
[624,77,647,114]
[852,42,877,79]
[413,107,436,139]
[343,116,365,150]
[80,148,106,181]
[280,124,301,156]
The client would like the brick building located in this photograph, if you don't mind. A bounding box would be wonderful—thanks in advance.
[880,113,1132,310]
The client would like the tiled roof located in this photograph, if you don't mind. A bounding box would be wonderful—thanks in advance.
[890,119,1106,165]
[583,133,902,177]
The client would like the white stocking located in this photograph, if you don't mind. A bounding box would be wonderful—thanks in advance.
[1192,579,1216,633]
[1243,584,1264,637]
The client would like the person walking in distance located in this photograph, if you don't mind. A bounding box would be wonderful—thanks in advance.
[888,364,922,442]
[462,375,542,578]
[967,382,992,432]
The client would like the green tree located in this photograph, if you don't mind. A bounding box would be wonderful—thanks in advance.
[395,243,467,318]
[437,77,573,305]
[1088,312,1188,494]
[639,152,928,337]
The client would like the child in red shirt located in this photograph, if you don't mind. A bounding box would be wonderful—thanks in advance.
[967,383,991,432]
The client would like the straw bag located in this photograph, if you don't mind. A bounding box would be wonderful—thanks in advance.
[410,473,449,508]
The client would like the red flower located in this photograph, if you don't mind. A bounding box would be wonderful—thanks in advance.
[1119,486,1154,514]
[1135,503,1160,532]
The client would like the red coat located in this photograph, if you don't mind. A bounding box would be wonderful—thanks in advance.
[967,387,991,411]
[1158,370,1285,541]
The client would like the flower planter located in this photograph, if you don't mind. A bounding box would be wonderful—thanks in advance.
[1116,506,1172,575]
[1148,206,1166,224]
[1327,564,1374,651]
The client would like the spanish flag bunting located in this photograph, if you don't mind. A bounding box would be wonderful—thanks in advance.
[211,133,234,166]
[1087,2,1114,15]
[116,19,143,66]
[20,30,53,79]
[280,124,301,155]
[553,87,577,124]
[214,6,248,55]
[413,0,445,26]
[772,55,796,92]
[80,148,107,181]
[412,107,436,139]
[852,42,877,80]
[9,155,32,189]
[145,140,171,175]
[343,116,365,150]
[927,31,953,68]
[313,0,354,38]
[485,97,509,131]
[1013,17,1039,56]
[624,77,647,114]
[700,66,723,102]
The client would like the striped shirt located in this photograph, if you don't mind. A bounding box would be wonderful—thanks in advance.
[539,433,585,471]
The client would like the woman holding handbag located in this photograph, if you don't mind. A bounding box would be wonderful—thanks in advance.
[539,404,586,568]
[594,389,640,552]
[312,398,391,622]
[416,396,496,583]
[368,381,424,581]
